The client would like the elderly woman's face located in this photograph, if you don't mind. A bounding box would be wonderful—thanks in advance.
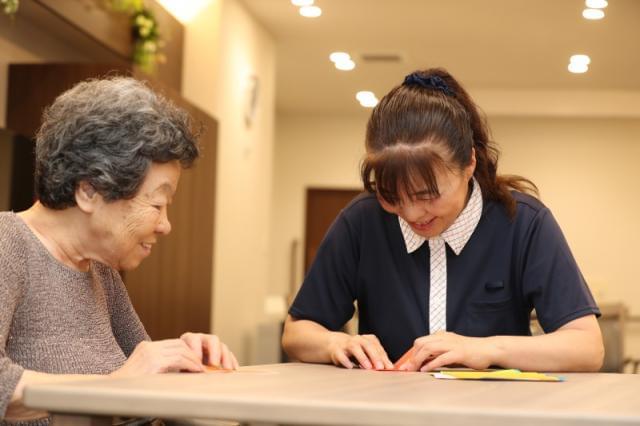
[91,161,181,270]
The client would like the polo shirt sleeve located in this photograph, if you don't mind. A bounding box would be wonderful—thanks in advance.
[289,212,359,331]
[521,207,600,332]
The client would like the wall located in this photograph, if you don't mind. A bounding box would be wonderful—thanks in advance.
[269,112,367,301]
[182,0,276,364]
[271,108,640,360]
[491,117,640,311]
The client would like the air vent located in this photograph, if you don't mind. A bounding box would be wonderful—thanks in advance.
[360,53,404,63]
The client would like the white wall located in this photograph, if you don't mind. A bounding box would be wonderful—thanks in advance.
[182,0,276,364]
[491,117,640,310]
[271,109,640,360]
[270,112,368,300]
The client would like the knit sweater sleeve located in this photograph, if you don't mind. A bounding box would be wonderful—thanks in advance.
[0,243,25,419]
[104,268,150,358]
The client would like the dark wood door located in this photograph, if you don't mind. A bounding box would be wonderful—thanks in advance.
[304,188,362,274]
[6,63,217,339]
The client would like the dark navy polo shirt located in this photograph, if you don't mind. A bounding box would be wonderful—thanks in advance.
[289,191,600,362]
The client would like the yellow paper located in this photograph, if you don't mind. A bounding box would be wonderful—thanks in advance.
[433,369,562,382]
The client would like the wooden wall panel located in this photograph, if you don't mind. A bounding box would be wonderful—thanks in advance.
[19,0,184,92]
[7,63,130,139]
[124,79,217,339]
[34,0,133,58]
[304,188,361,274]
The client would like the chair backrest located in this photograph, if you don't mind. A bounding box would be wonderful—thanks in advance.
[598,303,628,373]
[530,304,627,372]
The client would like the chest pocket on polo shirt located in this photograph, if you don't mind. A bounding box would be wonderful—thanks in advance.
[465,280,516,337]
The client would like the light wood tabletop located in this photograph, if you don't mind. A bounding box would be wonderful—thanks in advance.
[23,362,640,425]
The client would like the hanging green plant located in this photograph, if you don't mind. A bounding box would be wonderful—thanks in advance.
[1,0,19,17]
[130,7,164,73]
[1,0,164,72]
[107,0,164,73]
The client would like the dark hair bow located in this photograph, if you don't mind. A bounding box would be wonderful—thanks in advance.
[403,73,455,97]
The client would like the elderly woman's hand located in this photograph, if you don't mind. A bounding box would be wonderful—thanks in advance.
[110,339,206,377]
[180,332,239,370]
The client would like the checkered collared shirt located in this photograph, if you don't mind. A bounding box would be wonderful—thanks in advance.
[398,178,483,333]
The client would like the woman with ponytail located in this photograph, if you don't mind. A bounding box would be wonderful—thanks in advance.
[283,68,603,372]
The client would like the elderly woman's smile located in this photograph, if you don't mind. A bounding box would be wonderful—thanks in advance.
[92,160,182,271]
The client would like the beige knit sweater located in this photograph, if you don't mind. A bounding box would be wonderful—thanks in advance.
[0,212,149,425]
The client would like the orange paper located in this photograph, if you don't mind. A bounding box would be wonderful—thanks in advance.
[392,347,416,370]
[203,364,232,373]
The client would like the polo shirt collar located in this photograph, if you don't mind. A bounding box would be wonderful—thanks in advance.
[398,177,483,255]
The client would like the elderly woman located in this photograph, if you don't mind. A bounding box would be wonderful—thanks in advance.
[0,77,237,424]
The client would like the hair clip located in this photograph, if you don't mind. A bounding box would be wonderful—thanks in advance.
[403,73,455,97]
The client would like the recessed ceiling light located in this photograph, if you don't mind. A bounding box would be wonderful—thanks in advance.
[335,59,355,71]
[291,0,314,6]
[568,62,589,73]
[329,52,350,63]
[356,91,378,108]
[568,54,590,74]
[582,8,605,19]
[329,52,356,71]
[570,54,591,65]
[299,5,322,18]
[585,0,607,8]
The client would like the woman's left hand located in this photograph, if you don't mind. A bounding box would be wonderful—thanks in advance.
[180,332,239,370]
[396,331,496,371]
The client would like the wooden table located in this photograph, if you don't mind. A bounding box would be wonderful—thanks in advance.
[23,363,640,425]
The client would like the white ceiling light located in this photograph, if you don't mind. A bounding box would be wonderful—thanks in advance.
[582,8,605,19]
[568,54,591,74]
[585,0,608,8]
[330,52,356,71]
[356,91,379,108]
[570,54,591,65]
[568,62,589,73]
[156,0,212,23]
[299,5,322,18]
[291,0,314,6]
[329,52,350,63]
[335,59,355,71]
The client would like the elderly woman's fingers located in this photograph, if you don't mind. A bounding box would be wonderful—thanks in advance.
[179,332,236,370]
[229,350,240,370]
[202,334,223,367]
[113,339,204,376]
[180,332,203,362]
[219,343,236,370]
[159,339,205,372]
[118,335,238,376]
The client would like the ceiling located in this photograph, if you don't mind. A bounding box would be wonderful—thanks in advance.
[240,0,640,114]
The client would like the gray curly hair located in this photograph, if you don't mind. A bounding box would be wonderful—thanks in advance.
[34,77,200,209]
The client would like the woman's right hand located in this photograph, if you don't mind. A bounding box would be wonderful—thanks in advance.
[327,332,394,370]
[110,339,205,377]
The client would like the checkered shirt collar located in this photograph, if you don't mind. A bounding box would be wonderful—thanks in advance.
[398,178,483,255]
